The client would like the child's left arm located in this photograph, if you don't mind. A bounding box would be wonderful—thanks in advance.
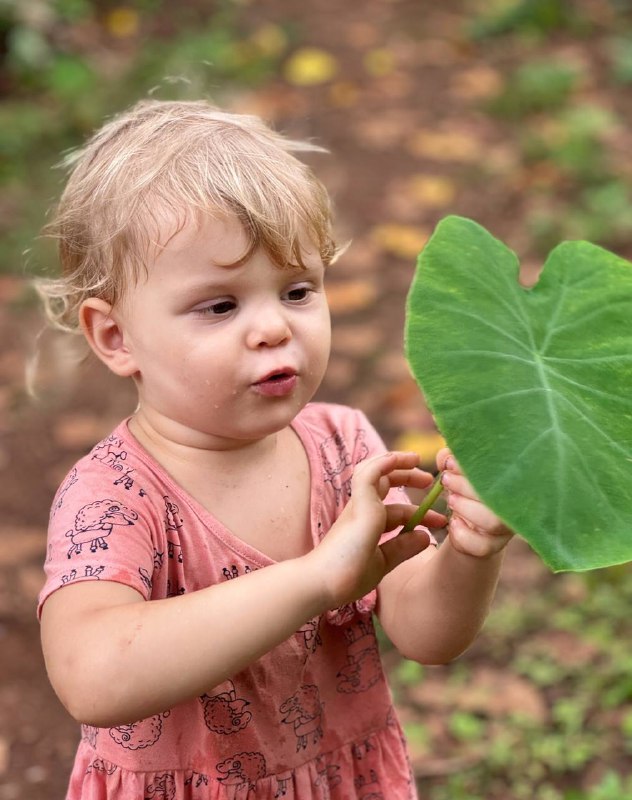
[376,448,514,664]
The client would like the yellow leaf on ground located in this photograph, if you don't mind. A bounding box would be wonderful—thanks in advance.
[250,24,288,58]
[326,280,377,313]
[371,224,429,259]
[363,48,396,77]
[450,66,503,101]
[105,7,139,38]
[394,431,446,467]
[408,129,483,162]
[284,48,338,86]
[407,175,456,208]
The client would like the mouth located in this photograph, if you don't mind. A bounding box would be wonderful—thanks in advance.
[252,368,298,397]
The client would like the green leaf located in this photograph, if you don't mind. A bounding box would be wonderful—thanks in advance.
[405,216,632,572]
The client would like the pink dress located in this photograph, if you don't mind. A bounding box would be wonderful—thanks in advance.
[39,403,422,799]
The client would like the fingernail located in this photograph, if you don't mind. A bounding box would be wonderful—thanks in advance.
[445,457,456,470]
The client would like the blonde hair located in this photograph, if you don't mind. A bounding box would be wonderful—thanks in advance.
[36,99,341,332]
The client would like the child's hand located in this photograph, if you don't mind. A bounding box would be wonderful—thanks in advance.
[309,451,439,609]
[438,448,514,558]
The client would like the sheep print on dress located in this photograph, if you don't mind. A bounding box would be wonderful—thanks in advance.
[38,403,420,799]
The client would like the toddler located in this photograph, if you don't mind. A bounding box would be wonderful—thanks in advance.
[37,99,513,799]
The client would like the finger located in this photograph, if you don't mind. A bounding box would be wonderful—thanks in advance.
[384,503,447,533]
[385,467,435,491]
[352,452,420,498]
[423,509,448,528]
[441,470,479,500]
[436,447,461,473]
[379,528,431,574]
[448,515,513,557]
[436,447,452,472]
[446,493,507,534]
[384,503,428,531]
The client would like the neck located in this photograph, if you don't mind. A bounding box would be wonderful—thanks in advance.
[128,408,282,473]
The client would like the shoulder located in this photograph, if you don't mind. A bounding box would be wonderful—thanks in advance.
[295,402,386,467]
[50,419,165,525]
[55,420,155,502]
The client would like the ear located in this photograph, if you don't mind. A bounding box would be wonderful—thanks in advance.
[79,298,138,378]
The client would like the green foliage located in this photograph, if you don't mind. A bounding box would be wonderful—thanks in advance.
[565,772,632,800]
[489,59,579,118]
[406,215,632,572]
[402,720,430,749]
[0,3,289,276]
[412,563,632,799]
[395,659,425,685]
[468,0,578,40]
[527,179,632,254]
[521,105,616,181]
[448,711,486,741]
[607,34,632,83]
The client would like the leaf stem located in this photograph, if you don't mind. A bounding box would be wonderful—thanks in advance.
[400,472,444,533]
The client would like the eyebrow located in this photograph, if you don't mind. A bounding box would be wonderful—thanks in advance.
[180,263,324,298]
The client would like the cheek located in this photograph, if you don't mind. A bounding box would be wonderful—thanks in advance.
[313,307,332,352]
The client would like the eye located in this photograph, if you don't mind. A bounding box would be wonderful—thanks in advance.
[195,298,237,317]
[283,284,313,303]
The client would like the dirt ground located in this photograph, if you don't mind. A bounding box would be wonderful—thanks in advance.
[1,1,630,797]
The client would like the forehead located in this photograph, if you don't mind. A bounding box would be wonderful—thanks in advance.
[147,207,322,274]
[149,208,248,266]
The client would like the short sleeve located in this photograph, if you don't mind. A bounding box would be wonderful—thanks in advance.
[37,462,159,619]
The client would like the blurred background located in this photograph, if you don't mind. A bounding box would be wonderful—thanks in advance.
[1,0,632,798]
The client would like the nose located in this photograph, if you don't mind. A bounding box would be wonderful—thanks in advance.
[245,303,292,349]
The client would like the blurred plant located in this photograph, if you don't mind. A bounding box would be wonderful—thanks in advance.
[521,105,616,179]
[0,1,290,277]
[511,98,632,252]
[606,34,632,82]
[468,0,579,40]
[527,178,632,254]
[488,58,580,118]
[448,711,486,742]
[565,772,632,800]
[128,21,287,99]
[412,562,632,799]
[0,0,94,85]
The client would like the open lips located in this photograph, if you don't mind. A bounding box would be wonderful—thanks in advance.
[252,368,298,397]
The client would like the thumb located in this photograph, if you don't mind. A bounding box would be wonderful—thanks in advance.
[379,528,431,575]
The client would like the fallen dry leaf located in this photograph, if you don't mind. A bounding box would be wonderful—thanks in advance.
[371,223,429,259]
[450,66,504,101]
[250,23,288,58]
[325,279,377,314]
[407,174,456,208]
[408,128,484,162]
[363,48,396,77]
[104,7,140,38]
[284,48,338,86]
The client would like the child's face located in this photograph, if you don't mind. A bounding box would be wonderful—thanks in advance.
[114,213,331,448]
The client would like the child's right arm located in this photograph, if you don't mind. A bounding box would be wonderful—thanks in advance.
[40,451,433,727]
